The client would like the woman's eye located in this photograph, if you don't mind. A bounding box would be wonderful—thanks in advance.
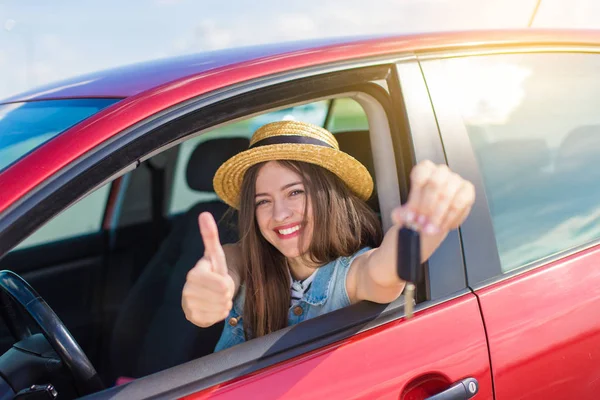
[255,199,269,207]
[290,189,304,197]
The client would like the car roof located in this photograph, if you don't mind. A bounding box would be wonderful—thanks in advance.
[0,36,379,103]
[3,28,600,216]
[3,29,600,104]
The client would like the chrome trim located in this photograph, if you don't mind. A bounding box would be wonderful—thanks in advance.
[417,44,600,60]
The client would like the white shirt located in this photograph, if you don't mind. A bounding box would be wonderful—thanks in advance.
[289,269,318,307]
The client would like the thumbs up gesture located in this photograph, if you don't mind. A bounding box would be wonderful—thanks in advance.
[182,212,236,328]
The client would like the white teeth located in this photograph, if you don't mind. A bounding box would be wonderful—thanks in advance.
[278,225,300,235]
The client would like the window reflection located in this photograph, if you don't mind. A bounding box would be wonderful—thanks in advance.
[438,53,600,271]
[0,98,120,171]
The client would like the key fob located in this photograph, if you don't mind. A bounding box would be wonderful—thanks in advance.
[397,226,421,319]
[396,227,422,284]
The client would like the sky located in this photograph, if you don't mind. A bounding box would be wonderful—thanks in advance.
[1,0,599,101]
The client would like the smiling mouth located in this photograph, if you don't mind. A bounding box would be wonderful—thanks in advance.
[275,224,302,239]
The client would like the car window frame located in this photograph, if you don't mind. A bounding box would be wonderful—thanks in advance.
[395,61,468,300]
[419,45,600,289]
[0,57,467,398]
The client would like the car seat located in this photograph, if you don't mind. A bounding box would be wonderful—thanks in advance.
[107,137,249,381]
[334,130,379,213]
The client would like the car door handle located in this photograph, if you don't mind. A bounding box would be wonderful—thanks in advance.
[424,377,479,400]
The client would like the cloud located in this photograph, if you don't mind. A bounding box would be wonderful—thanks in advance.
[0,0,547,100]
[443,58,532,125]
[0,33,83,99]
[274,14,319,41]
[534,0,600,27]
[154,0,185,5]
[0,44,28,98]
[172,36,190,52]
[38,33,63,52]
[174,0,535,55]
[193,20,233,50]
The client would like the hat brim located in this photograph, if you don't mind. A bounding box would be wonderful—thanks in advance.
[213,143,374,209]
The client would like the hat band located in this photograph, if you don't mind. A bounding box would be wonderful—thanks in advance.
[249,135,334,149]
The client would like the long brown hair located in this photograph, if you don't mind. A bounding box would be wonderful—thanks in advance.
[238,160,382,339]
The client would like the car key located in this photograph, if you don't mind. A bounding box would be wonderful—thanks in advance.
[397,225,421,319]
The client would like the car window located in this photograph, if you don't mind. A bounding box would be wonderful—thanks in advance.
[0,99,120,172]
[168,101,329,215]
[431,53,600,272]
[326,98,369,133]
[12,183,111,251]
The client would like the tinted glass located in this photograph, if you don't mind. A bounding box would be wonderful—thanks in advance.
[432,53,600,272]
[12,183,111,251]
[0,98,120,171]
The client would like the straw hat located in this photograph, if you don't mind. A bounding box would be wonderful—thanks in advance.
[213,120,374,209]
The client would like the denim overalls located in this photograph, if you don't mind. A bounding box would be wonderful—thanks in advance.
[214,247,371,352]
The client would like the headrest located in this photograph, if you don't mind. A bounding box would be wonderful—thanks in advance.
[186,137,250,192]
[334,130,379,212]
[335,130,375,177]
[557,125,600,169]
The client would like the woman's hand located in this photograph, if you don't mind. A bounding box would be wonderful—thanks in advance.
[393,160,475,263]
[393,160,475,235]
[348,161,475,304]
[182,212,236,328]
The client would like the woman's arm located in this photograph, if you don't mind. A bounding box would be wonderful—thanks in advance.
[223,242,243,296]
[183,213,243,328]
[347,161,475,304]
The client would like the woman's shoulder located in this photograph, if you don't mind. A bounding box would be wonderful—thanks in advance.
[339,246,373,268]
[323,247,373,309]
[325,247,374,283]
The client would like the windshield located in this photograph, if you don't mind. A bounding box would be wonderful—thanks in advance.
[0,98,121,171]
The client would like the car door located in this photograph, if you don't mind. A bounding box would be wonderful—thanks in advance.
[1,55,492,399]
[172,61,494,400]
[423,48,600,399]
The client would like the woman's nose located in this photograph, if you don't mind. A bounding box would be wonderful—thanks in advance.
[272,199,293,222]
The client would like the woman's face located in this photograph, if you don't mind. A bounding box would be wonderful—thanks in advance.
[254,161,313,259]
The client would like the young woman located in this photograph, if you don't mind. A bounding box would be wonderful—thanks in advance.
[182,120,475,352]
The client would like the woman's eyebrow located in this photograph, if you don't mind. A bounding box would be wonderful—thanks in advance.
[281,181,302,190]
[255,181,302,197]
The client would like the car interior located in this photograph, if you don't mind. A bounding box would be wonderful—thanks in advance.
[0,91,413,393]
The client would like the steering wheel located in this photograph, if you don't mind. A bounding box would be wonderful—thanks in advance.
[0,270,104,396]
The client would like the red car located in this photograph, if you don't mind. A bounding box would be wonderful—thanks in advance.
[0,29,599,400]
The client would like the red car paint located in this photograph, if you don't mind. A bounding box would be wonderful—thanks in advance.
[476,243,600,399]
[182,294,493,400]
